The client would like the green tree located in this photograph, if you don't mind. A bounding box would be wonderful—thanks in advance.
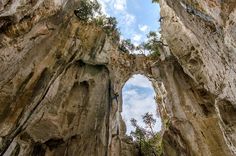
[130,112,163,156]
[134,31,161,56]
[143,112,156,137]
[136,31,168,57]
[130,118,147,156]
[102,17,118,34]
[74,0,101,21]
[119,39,135,53]
[145,31,161,56]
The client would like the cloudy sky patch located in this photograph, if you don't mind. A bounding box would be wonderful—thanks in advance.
[97,0,160,46]
[139,24,149,32]
[121,75,162,135]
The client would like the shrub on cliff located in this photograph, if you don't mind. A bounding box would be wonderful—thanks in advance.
[74,0,101,21]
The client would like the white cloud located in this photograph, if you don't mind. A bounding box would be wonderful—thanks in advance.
[97,0,110,14]
[97,0,136,27]
[126,74,152,88]
[138,24,149,32]
[121,75,162,134]
[98,0,128,13]
[132,34,142,42]
[114,0,126,11]
[123,13,135,26]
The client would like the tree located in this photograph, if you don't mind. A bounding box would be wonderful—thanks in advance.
[134,31,163,57]
[143,112,156,137]
[136,42,148,55]
[145,31,160,56]
[102,17,118,35]
[74,0,101,21]
[130,118,147,156]
[106,17,118,31]
[130,112,163,156]
[119,39,135,53]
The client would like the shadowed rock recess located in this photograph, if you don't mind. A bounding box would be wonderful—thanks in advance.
[0,0,235,156]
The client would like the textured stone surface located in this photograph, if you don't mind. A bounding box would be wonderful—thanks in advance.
[0,0,235,156]
[160,0,236,155]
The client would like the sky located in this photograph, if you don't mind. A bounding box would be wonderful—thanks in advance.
[97,0,161,48]
[96,0,162,135]
[121,75,162,134]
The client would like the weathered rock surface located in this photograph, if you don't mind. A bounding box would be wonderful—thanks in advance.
[0,0,235,156]
[160,0,236,155]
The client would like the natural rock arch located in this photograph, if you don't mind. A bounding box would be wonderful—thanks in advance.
[0,0,235,156]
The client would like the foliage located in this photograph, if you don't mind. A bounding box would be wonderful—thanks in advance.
[144,31,161,57]
[74,0,101,21]
[119,39,135,53]
[143,113,156,137]
[130,112,163,156]
[74,1,164,54]
[134,31,163,57]
[135,42,148,55]
[75,0,120,41]
[102,17,119,35]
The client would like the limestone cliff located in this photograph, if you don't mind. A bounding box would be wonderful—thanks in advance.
[0,0,235,156]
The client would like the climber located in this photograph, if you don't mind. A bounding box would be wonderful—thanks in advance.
[186,4,195,14]
[159,16,164,22]
[112,92,119,104]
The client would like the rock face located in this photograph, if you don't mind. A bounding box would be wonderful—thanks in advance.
[0,0,235,156]
[160,0,236,155]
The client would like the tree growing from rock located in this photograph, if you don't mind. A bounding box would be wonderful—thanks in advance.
[74,0,101,21]
[119,39,135,53]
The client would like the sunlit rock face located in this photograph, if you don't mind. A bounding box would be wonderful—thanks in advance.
[0,0,235,156]
[160,0,236,155]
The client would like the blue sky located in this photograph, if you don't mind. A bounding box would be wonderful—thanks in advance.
[97,0,161,135]
[97,0,160,47]
[121,75,162,134]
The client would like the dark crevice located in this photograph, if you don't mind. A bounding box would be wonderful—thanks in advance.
[45,138,65,150]
[105,79,112,156]
[31,143,46,156]
[0,16,13,34]
[218,99,236,126]
[200,104,211,116]
[16,72,34,95]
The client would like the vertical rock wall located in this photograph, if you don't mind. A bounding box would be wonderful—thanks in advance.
[0,0,113,155]
[160,0,236,155]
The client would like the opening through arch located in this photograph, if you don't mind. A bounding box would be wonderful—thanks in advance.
[121,74,162,135]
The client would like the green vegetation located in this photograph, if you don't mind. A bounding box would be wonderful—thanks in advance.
[119,39,135,53]
[135,31,163,57]
[74,0,119,40]
[119,31,164,56]
[130,112,163,156]
[74,0,101,21]
[74,0,164,56]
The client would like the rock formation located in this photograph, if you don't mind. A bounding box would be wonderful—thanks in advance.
[0,0,235,156]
